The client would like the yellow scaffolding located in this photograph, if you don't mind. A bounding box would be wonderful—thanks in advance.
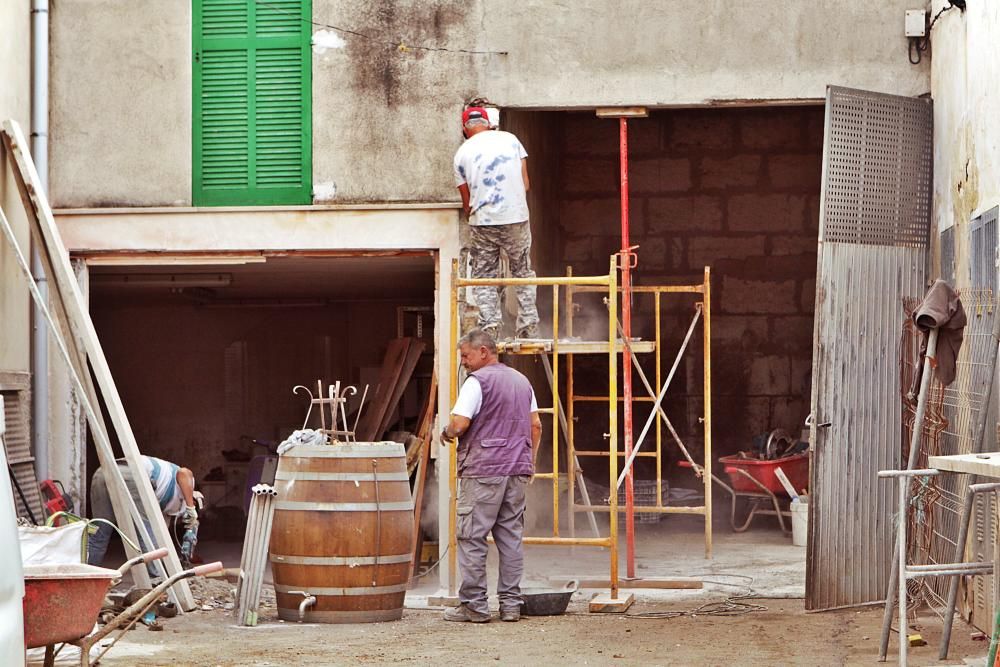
[447,256,712,602]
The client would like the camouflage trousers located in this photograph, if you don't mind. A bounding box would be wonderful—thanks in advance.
[469,221,539,332]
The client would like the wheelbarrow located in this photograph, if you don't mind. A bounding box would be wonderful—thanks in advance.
[23,548,223,666]
[712,452,809,533]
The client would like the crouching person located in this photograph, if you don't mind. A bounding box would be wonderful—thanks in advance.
[88,456,201,569]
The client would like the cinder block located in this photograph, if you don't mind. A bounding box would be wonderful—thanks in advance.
[669,111,736,151]
[647,196,724,233]
[687,235,767,268]
[711,315,769,347]
[739,112,804,150]
[698,155,762,189]
[562,159,619,195]
[774,315,816,354]
[748,355,792,395]
[791,357,814,395]
[728,194,806,232]
[561,115,621,156]
[630,157,691,193]
[771,235,817,256]
[721,277,798,314]
[560,198,621,236]
[564,238,595,263]
[770,397,810,434]
[767,154,822,190]
[805,111,825,148]
[800,278,816,313]
[628,118,664,155]
[806,194,821,233]
[638,237,672,270]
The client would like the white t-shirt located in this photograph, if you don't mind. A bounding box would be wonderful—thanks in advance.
[453,130,529,226]
[452,376,538,419]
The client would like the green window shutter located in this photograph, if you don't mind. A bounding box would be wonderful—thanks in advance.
[193,0,312,206]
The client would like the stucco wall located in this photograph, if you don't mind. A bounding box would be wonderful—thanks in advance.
[49,0,191,208]
[931,1,1000,275]
[49,0,929,207]
[0,0,31,374]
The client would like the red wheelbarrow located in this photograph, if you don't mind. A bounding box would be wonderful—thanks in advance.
[24,548,222,667]
[712,452,809,533]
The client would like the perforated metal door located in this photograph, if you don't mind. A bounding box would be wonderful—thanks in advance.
[807,86,933,611]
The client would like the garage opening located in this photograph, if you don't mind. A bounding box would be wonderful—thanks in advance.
[86,253,436,551]
[504,105,822,545]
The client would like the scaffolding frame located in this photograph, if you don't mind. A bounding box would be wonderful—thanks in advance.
[447,256,712,603]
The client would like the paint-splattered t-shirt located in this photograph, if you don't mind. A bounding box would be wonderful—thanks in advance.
[453,130,529,226]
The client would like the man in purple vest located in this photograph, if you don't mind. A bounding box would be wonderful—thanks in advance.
[440,329,542,622]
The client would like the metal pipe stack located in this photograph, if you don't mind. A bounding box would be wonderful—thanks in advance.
[236,484,278,627]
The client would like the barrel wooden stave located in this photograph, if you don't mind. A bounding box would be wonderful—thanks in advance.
[270,443,413,623]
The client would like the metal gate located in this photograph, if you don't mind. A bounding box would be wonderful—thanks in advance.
[806,86,933,611]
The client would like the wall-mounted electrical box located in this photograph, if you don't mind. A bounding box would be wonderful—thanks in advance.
[905,10,927,37]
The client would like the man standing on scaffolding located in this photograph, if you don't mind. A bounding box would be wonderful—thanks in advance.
[454,105,540,339]
[441,329,542,622]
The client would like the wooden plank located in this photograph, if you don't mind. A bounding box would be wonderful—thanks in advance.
[588,591,635,613]
[375,339,426,439]
[356,339,410,441]
[1,202,154,591]
[1,121,193,608]
[550,577,702,590]
[497,340,656,355]
[408,371,437,584]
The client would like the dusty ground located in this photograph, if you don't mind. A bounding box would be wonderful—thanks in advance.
[89,594,985,666]
[47,518,989,665]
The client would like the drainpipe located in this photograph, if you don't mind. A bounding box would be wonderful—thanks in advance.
[30,0,50,482]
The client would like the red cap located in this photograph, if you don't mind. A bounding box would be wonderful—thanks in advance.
[462,106,489,127]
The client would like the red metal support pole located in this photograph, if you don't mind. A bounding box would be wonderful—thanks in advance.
[619,117,636,578]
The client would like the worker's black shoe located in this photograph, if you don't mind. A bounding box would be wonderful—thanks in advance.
[500,607,521,622]
[516,324,540,339]
[443,603,490,623]
[481,324,501,341]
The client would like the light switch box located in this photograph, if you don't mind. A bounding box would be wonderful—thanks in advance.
[905,10,927,37]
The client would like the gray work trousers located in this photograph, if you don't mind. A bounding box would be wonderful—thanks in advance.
[456,475,529,615]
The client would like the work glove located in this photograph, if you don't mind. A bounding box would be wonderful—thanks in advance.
[181,505,199,530]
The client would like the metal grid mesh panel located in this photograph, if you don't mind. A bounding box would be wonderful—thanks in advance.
[821,87,932,248]
[971,207,999,290]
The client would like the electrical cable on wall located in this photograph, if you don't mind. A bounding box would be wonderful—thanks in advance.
[909,1,965,65]
[254,0,508,56]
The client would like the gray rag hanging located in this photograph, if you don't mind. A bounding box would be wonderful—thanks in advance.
[910,279,967,393]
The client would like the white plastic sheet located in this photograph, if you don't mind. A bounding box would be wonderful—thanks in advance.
[18,522,87,566]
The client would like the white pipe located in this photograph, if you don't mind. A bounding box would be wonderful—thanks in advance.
[30,0,50,483]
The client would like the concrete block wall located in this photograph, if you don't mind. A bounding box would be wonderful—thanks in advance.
[552,106,822,459]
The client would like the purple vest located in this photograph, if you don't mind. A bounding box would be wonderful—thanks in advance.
[457,362,534,478]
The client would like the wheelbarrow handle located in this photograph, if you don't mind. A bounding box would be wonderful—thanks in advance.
[192,561,224,577]
[88,560,226,646]
[115,547,170,578]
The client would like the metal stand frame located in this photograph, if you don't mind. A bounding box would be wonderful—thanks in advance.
[446,257,712,607]
[878,468,996,667]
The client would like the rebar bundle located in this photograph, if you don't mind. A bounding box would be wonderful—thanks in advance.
[235,484,278,627]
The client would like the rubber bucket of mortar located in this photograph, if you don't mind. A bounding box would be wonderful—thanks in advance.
[791,496,808,547]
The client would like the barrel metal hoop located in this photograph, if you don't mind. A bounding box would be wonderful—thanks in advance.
[270,553,411,566]
[280,443,404,458]
[274,471,410,482]
[273,501,413,512]
[274,583,407,596]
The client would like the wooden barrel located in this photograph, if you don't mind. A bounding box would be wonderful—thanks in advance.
[269,442,414,623]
